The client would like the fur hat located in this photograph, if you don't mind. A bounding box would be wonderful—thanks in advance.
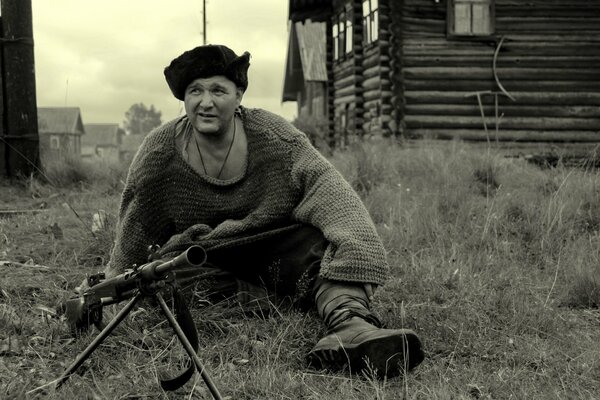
[164,45,251,100]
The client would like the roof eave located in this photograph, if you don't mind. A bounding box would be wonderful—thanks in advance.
[288,0,331,22]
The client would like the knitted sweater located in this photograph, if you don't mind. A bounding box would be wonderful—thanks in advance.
[106,107,389,285]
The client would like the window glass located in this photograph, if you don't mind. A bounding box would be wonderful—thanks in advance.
[345,19,353,54]
[334,11,354,60]
[471,4,491,34]
[333,21,339,60]
[449,0,494,36]
[338,18,345,59]
[50,135,60,149]
[362,0,378,44]
[372,10,379,41]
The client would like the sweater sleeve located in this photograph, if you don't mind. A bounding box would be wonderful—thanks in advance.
[290,135,389,285]
[104,134,167,277]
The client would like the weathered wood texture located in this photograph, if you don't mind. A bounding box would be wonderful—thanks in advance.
[361,0,393,136]
[332,0,364,146]
[394,0,600,141]
[326,19,336,148]
[1,0,40,177]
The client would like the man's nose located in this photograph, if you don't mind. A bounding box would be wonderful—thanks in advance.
[198,92,214,108]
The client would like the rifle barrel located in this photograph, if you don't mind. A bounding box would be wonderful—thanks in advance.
[142,246,207,280]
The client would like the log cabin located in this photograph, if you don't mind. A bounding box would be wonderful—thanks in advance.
[82,123,125,163]
[284,0,600,146]
[37,107,85,158]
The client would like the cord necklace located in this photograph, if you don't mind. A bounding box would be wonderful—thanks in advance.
[194,118,236,180]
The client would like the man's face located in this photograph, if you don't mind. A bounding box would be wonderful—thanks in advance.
[184,76,243,136]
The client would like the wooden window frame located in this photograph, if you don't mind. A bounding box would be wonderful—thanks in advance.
[362,0,379,46]
[50,135,60,150]
[345,12,353,55]
[333,18,340,61]
[332,10,353,62]
[447,0,495,38]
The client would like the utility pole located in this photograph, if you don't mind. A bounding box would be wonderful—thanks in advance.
[202,0,207,45]
[0,0,39,178]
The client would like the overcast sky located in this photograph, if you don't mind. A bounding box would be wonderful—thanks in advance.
[31,0,297,126]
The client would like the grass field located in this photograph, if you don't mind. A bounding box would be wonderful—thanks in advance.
[1,141,599,399]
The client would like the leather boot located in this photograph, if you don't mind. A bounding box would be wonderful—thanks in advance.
[307,279,424,378]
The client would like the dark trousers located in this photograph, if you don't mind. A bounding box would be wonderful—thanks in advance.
[179,224,328,310]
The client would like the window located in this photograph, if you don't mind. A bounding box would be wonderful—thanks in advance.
[362,0,379,45]
[332,11,353,61]
[333,21,339,61]
[50,135,60,149]
[448,0,495,36]
[345,14,353,55]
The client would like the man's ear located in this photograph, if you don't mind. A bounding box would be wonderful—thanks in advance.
[236,88,244,106]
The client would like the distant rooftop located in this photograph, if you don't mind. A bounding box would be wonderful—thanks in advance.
[37,107,84,135]
[83,123,124,146]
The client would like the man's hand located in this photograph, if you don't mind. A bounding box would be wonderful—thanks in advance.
[364,283,377,302]
[75,278,89,294]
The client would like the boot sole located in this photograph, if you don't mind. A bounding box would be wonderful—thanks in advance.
[308,330,424,378]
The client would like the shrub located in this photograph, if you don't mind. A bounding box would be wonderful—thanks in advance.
[291,115,329,152]
[41,153,129,194]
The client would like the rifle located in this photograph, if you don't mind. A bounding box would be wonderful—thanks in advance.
[55,245,223,400]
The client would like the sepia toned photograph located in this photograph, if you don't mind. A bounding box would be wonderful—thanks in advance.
[1,1,599,398]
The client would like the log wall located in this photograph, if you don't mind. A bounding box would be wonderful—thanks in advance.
[332,0,364,146]
[394,0,600,141]
[361,0,394,137]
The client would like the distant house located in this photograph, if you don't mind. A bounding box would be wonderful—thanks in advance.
[283,20,329,120]
[82,123,125,163]
[283,19,331,147]
[285,0,600,145]
[37,107,85,157]
[119,134,145,163]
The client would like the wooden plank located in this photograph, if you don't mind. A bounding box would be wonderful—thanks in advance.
[364,90,382,103]
[381,90,393,100]
[363,54,381,70]
[403,35,600,46]
[1,0,40,178]
[0,41,4,177]
[333,94,358,105]
[404,67,600,80]
[405,115,600,130]
[363,46,380,61]
[404,56,600,68]
[333,58,356,75]
[405,104,600,118]
[335,84,358,98]
[363,65,390,79]
[404,91,600,105]
[496,7,600,18]
[404,80,600,92]
[496,18,600,31]
[333,73,356,90]
[363,99,380,110]
[496,0,600,6]
[404,46,600,57]
[407,128,600,143]
[362,76,381,91]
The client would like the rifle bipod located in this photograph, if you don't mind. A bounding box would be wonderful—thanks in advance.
[55,289,223,399]
[53,247,223,400]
